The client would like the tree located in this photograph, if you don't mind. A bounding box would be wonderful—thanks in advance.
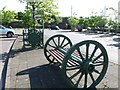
[67,17,79,31]
[1,7,16,26]
[86,16,107,32]
[22,10,34,28]
[51,15,62,25]
[78,17,84,26]
[17,12,24,20]
[94,16,107,27]
[19,0,59,28]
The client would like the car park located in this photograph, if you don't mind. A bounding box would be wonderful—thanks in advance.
[0,25,15,38]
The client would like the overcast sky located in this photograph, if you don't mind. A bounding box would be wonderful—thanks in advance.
[0,0,119,17]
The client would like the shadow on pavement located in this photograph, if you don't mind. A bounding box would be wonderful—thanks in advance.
[113,38,120,42]
[98,34,116,38]
[108,43,120,49]
[0,52,8,62]
[16,64,69,88]
[108,38,120,49]
[10,47,41,58]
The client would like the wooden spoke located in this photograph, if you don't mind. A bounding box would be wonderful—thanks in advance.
[48,54,51,58]
[89,73,95,82]
[86,43,89,60]
[77,47,84,61]
[58,36,60,46]
[75,73,84,87]
[48,43,56,48]
[93,62,104,66]
[84,73,88,88]
[95,60,104,63]
[93,69,101,74]
[52,38,57,47]
[60,37,66,46]
[70,56,82,64]
[51,58,55,62]
[93,53,103,62]
[89,45,98,60]
[66,66,80,71]
[70,69,81,79]
[62,42,70,48]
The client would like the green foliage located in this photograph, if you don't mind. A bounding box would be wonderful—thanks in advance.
[78,17,85,26]
[78,16,107,29]
[17,12,24,20]
[19,0,59,28]
[34,0,59,23]
[62,17,70,24]
[68,17,79,26]
[22,10,34,28]
[51,15,62,25]
[83,18,90,27]
[93,16,107,27]
[67,17,79,31]
[0,7,16,26]
[107,19,115,27]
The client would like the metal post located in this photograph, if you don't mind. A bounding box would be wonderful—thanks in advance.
[27,2,29,31]
[71,5,72,17]
[42,19,44,46]
[32,3,35,32]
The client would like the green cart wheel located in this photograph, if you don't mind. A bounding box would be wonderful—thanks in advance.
[61,40,108,88]
[44,34,73,63]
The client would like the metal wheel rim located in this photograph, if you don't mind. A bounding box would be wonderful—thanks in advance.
[62,40,108,88]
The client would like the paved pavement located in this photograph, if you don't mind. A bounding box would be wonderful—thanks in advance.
[3,29,120,89]
[5,36,69,88]
[0,36,17,89]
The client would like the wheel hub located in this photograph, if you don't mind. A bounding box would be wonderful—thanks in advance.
[81,60,95,74]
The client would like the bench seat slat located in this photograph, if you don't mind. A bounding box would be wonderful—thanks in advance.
[53,50,75,66]
[48,49,80,66]
[49,49,63,63]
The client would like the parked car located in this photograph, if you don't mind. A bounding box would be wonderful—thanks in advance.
[50,26,60,30]
[0,25,15,38]
[77,25,87,32]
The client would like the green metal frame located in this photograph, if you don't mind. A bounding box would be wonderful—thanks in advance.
[44,34,108,88]
[23,29,44,48]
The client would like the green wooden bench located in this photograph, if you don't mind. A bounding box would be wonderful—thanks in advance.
[44,34,108,88]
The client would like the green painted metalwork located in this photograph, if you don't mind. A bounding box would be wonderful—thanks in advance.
[28,32,40,47]
[61,40,108,88]
[44,34,72,63]
[23,29,43,48]
[44,34,108,88]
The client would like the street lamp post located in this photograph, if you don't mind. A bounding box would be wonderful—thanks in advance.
[31,2,36,32]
